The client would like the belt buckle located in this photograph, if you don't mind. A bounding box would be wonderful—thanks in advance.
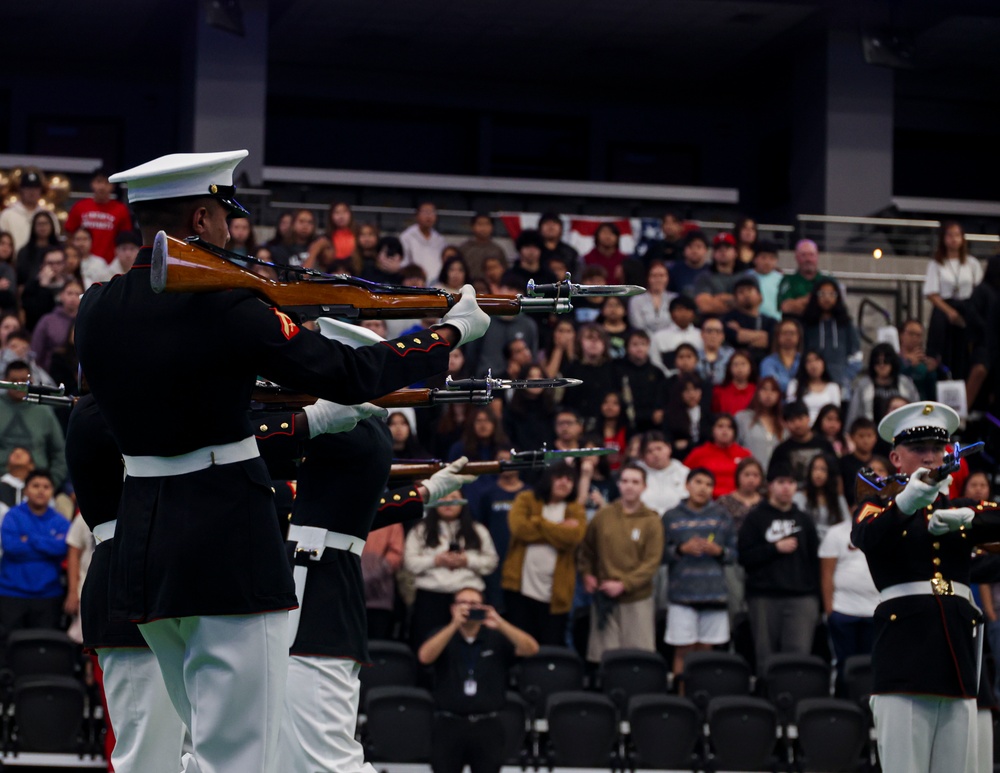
[930,576,955,596]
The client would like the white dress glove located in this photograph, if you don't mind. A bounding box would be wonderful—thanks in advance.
[928,507,975,536]
[894,469,951,515]
[303,400,389,438]
[438,284,490,346]
[421,456,477,506]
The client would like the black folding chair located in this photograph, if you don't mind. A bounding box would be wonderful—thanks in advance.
[362,685,434,763]
[628,693,702,771]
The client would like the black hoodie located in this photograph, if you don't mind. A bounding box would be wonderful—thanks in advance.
[738,499,820,597]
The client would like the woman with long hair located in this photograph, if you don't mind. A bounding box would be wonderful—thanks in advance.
[787,350,842,425]
[682,413,752,498]
[793,452,848,540]
[560,323,618,429]
[597,392,628,471]
[447,405,508,462]
[663,370,712,461]
[404,492,498,647]
[924,221,982,381]
[326,201,357,260]
[353,222,380,268]
[387,409,430,458]
[734,216,758,268]
[759,318,803,394]
[501,461,587,645]
[712,349,758,416]
[0,231,19,314]
[15,211,61,286]
[734,376,784,469]
[813,403,851,458]
[504,363,557,451]
[801,279,861,394]
[542,318,577,379]
[628,260,676,337]
[434,253,471,294]
[845,342,919,429]
[227,216,258,257]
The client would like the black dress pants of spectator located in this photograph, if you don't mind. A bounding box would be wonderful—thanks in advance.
[504,590,568,647]
[431,713,505,773]
[0,595,63,635]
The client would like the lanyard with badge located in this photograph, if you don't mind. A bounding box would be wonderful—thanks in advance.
[461,638,480,696]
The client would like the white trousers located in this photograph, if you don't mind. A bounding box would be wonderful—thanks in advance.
[139,612,288,773]
[977,709,993,773]
[97,647,186,773]
[871,694,978,773]
[280,655,377,773]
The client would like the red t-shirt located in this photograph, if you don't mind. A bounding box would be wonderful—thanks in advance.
[65,199,133,262]
[712,381,757,417]
[683,441,752,498]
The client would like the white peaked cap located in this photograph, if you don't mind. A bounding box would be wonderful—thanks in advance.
[877,400,960,445]
[109,149,249,208]
[316,317,386,349]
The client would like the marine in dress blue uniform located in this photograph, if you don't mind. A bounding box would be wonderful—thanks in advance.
[73,150,489,773]
[851,401,1000,773]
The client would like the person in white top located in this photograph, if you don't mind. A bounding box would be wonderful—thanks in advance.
[628,260,677,337]
[818,514,879,692]
[73,228,115,289]
[650,295,703,375]
[400,202,450,282]
[638,430,690,515]
[923,221,983,380]
[786,350,842,424]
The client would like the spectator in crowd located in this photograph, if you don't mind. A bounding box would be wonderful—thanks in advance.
[663,467,736,679]
[787,350,842,425]
[650,295,702,375]
[503,229,556,289]
[801,280,861,394]
[596,392,628,469]
[818,494,878,694]
[325,201,357,261]
[697,317,735,386]
[637,430,689,515]
[1,331,56,388]
[472,449,529,610]
[401,202,449,281]
[768,400,835,486]
[734,216,758,268]
[572,265,610,324]
[464,282,538,378]
[503,364,557,452]
[434,254,471,294]
[560,323,617,429]
[0,231,17,316]
[663,369,712,461]
[778,239,829,319]
[669,231,711,298]
[417,586,538,773]
[538,212,581,277]
[354,222,380,269]
[694,232,740,316]
[501,461,586,645]
[813,403,850,457]
[404,492,499,648]
[968,257,1000,412]
[63,509,93,644]
[923,221,982,381]
[759,318,803,394]
[475,254,507,295]
[792,452,848,541]
[15,210,62,288]
[578,438,620,516]
[361,236,405,285]
[747,240,783,321]
[448,406,508,463]
[735,376,785,470]
[614,329,667,434]
[0,170,60,253]
[270,208,318,267]
[388,409,430,458]
[716,457,766,630]
[226,215,257,257]
[640,210,685,267]
[723,276,774,362]
[541,318,576,379]
[683,414,752,498]
[0,469,69,635]
[628,260,676,337]
[839,417,878,508]
[846,343,919,429]
[457,213,506,281]
[551,408,585,452]
[738,462,821,674]
[579,463,663,663]
[76,229,115,289]
[597,296,631,360]
[361,522,404,640]
[897,318,938,402]
[582,222,627,282]
[266,211,293,249]
[712,350,757,416]
[0,361,66,488]
[303,231,358,275]
[109,230,141,275]
[0,313,21,350]
[29,278,81,373]
[0,446,33,511]
[64,167,132,262]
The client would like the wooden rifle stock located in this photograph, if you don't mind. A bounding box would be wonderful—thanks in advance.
[153,234,523,318]
[389,461,503,479]
[251,387,441,410]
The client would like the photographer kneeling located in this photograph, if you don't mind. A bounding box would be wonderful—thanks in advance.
[418,586,539,773]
